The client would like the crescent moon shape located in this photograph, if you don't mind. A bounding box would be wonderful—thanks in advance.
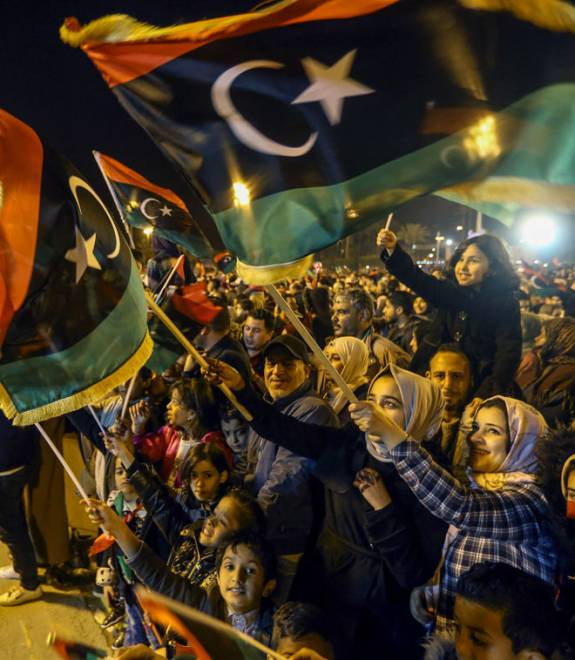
[211,60,318,158]
[140,197,161,220]
[68,175,121,259]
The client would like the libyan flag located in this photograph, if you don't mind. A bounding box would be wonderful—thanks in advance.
[0,109,152,425]
[62,0,575,283]
[94,151,214,259]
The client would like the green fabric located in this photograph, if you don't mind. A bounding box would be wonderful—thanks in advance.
[0,262,148,414]
[214,84,575,267]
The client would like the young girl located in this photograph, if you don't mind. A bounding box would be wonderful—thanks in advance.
[129,378,230,488]
[377,230,522,401]
[351,393,558,634]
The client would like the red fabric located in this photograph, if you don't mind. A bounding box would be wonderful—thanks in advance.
[133,425,181,483]
[171,282,222,324]
[200,430,233,472]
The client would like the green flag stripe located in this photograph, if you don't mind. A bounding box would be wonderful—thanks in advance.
[214,84,575,267]
[0,263,149,415]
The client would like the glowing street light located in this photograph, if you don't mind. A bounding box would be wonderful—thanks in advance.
[519,213,557,247]
[233,181,251,207]
[143,226,154,236]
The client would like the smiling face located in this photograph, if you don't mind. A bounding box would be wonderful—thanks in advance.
[368,376,406,430]
[467,405,510,473]
[454,244,490,287]
[198,496,243,548]
[264,349,309,401]
[217,543,271,615]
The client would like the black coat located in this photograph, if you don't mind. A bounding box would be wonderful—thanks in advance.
[236,386,447,655]
[382,244,522,398]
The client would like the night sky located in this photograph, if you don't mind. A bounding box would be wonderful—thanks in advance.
[1,1,572,259]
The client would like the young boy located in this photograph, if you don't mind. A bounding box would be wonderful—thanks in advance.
[272,601,335,660]
[425,562,562,660]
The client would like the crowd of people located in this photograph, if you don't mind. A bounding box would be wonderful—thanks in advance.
[1,229,575,660]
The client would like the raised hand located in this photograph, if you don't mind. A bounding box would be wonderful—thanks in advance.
[129,399,151,434]
[376,228,398,252]
[202,357,246,391]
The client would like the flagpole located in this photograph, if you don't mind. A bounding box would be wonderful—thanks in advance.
[265,285,358,405]
[145,291,253,422]
[87,405,106,435]
[384,212,394,231]
[119,255,185,420]
[35,423,90,502]
[92,150,136,249]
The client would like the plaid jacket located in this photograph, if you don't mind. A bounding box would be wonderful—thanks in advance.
[390,440,557,633]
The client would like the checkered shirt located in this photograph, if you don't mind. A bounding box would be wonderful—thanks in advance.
[390,439,558,633]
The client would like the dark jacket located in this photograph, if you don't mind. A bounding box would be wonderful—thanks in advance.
[0,412,39,473]
[237,385,446,653]
[245,381,339,555]
[381,243,522,398]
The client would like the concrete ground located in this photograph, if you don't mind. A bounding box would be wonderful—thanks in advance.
[0,434,109,659]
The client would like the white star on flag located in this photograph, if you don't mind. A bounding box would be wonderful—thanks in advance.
[159,205,173,216]
[292,49,375,125]
[65,227,101,283]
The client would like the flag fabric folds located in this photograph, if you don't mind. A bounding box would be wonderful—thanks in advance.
[94,151,214,259]
[62,0,575,282]
[171,282,223,325]
[0,109,152,425]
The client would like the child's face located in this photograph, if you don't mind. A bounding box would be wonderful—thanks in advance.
[467,406,509,473]
[114,461,137,499]
[276,634,334,659]
[454,597,518,660]
[166,388,192,430]
[454,245,490,287]
[217,543,269,615]
[190,459,227,502]
[199,497,242,548]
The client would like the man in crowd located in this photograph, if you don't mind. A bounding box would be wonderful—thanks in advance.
[242,309,276,383]
[425,344,473,479]
[383,290,417,353]
[245,335,338,601]
[331,288,409,378]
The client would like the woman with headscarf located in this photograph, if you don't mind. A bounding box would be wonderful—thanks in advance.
[350,395,558,635]
[323,337,370,424]
[516,317,575,426]
[206,361,447,658]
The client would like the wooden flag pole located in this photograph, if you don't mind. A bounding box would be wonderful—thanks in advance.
[87,405,106,435]
[265,285,358,405]
[92,150,136,249]
[35,423,90,502]
[384,212,394,231]
[145,291,253,422]
[119,255,185,420]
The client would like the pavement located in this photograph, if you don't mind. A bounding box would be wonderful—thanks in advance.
[0,542,109,659]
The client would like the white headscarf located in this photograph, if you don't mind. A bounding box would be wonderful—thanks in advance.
[325,337,369,414]
[470,396,548,491]
[366,364,444,462]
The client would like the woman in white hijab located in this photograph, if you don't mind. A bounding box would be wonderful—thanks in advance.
[206,360,448,657]
[323,337,370,423]
[351,393,558,635]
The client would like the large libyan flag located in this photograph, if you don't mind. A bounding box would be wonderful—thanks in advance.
[0,109,152,424]
[62,0,575,283]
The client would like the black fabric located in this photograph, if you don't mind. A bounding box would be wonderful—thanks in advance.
[0,412,39,472]
[382,243,522,398]
[237,385,446,656]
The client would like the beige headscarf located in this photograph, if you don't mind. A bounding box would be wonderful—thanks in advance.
[470,397,548,491]
[325,337,369,414]
[366,364,444,462]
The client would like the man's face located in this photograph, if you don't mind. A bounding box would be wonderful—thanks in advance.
[243,317,273,356]
[264,349,309,400]
[454,597,520,660]
[383,299,398,323]
[331,297,364,338]
[427,352,471,414]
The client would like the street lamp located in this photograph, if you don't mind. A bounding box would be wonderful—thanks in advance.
[435,233,445,266]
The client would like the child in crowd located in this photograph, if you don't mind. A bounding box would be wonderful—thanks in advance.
[272,601,335,660]
[425,562,563,660]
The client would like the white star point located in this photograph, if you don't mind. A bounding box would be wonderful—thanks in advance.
[159,205,173,216]
[291,49,375,125]
[65,227,101,284]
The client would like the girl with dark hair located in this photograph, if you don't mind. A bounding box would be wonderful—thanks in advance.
[377,230,522,401]
[128,378,230,488]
